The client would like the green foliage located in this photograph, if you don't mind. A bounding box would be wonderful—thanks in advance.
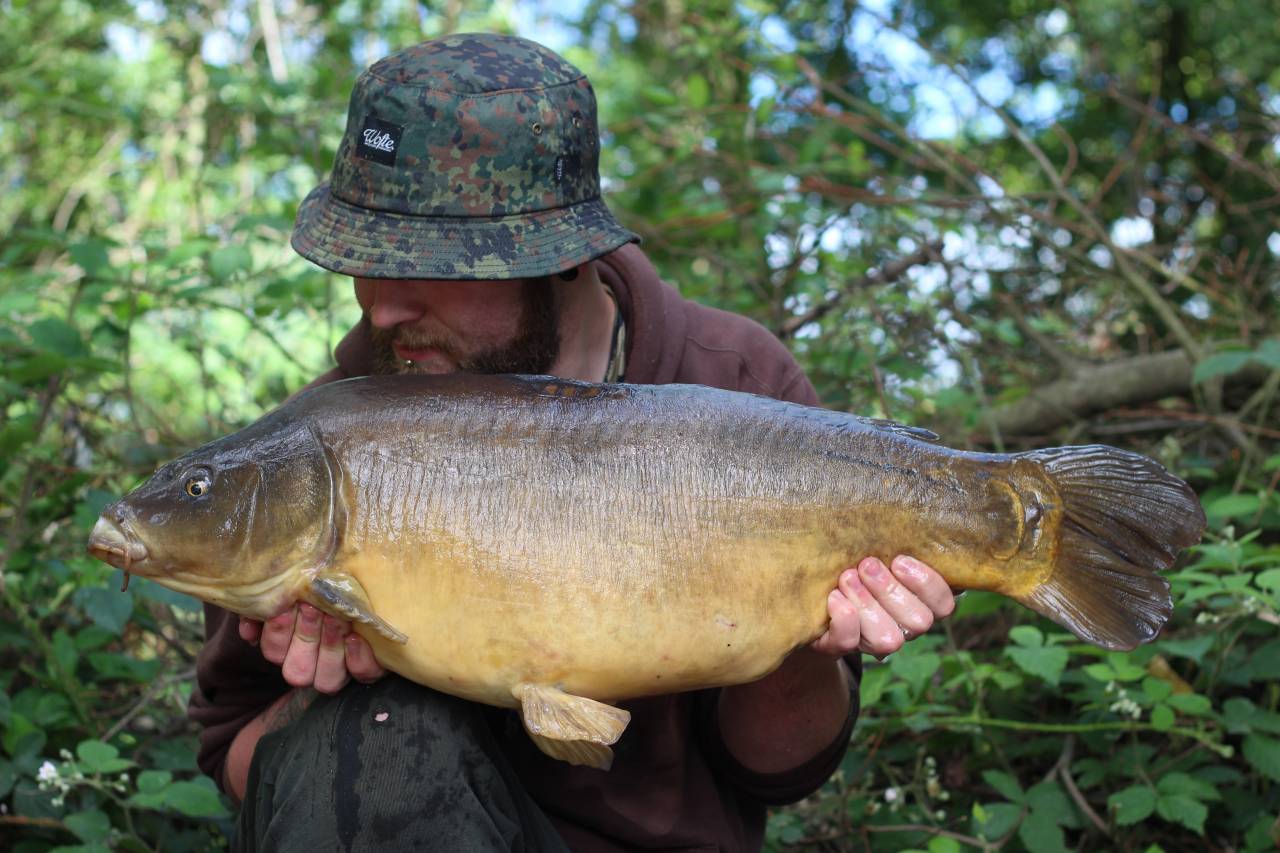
[4,0,1278,850]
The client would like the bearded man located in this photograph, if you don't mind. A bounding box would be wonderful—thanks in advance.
[189,33,956,852]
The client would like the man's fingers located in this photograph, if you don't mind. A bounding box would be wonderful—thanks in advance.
[313,616,351,694]
[841,562,906,657]
[811,586,861,656]
[281,603,323,687]
[238,617,263,646]
[260,609,298,665]
[345,633,387,683]
[889,555,956,619]
[858,556,935,638]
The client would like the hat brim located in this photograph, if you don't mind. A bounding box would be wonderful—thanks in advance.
[291,184,639,280]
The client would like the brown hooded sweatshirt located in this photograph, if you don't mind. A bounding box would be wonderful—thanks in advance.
[189,244,861,851]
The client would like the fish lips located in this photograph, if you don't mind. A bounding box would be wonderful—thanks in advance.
[87,516,150,574]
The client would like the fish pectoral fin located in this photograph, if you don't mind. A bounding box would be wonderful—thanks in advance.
[308,571,408,644]
[512,683,631,771]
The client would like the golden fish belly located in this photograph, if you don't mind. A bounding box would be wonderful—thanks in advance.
[343,528,855,707]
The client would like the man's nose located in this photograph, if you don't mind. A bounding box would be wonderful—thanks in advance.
[365,281,425,329]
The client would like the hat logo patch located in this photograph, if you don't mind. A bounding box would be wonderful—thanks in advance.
[363,129,396,152]
[356,115,404,166]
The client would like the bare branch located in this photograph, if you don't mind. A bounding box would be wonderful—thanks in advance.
[983,350,1270,438]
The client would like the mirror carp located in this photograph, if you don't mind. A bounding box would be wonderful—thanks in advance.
[87,374,1206,768]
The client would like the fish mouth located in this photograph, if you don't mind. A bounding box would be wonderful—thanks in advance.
[87,516,150,589]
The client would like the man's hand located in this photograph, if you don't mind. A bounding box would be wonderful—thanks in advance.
[239,603,386,693]
[810,555,955,659]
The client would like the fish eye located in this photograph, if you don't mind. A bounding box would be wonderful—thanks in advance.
[185,475,211,498]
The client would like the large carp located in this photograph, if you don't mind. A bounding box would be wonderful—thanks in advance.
[88,374,1205,768]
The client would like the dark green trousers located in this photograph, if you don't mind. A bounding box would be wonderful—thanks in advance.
[234,677,570,852]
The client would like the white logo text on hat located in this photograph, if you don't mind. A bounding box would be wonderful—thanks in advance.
[356,115,404,167]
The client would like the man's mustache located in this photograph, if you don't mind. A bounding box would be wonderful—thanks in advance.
[370,324,459,356]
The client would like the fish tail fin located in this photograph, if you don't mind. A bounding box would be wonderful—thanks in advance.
[1012,445,1206,650]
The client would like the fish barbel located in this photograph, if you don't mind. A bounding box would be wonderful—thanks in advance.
[87,374,1205,768]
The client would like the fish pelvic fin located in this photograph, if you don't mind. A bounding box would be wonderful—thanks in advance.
[1014,445,1206,651]
[512,683,631,771]
[308,571,408,644]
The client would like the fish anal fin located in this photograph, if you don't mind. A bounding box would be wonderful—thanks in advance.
[527,733,617,770]
[512,683,630,770]
[308,571,408,644]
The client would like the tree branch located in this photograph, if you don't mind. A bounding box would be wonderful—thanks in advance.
[981,350,1269,438]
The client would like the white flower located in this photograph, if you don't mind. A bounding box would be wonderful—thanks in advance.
[1109,697,1142,719]
[884,787,900,803]
[36,761,59,785]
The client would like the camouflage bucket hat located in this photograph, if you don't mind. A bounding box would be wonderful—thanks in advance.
[292,33,639,280]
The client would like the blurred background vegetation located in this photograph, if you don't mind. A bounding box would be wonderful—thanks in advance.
[2,0,1278,850]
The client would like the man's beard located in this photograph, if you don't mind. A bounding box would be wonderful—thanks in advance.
[369,277,561,376]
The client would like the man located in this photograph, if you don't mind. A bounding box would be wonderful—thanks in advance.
[189,33,955,851]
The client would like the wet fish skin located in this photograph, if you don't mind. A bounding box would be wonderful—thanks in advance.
[87,374,1205,767]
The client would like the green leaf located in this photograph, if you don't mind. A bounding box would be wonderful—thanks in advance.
[1026,780,1075,826]
[8,351,69,383]
[209,245,252,280]
[29,317,86,358]
[136,769,172,794]
[52,630,78,677]
[972,801,1022,840]
[1155,634,1215,663]
[1205,493,1261,520]
[1007,644,1069,686]
[85,651,161,682]
[68,239,111,277]
[927,837,961,853]
[1155,793,1208,834]
[1156,772,1220,801]
[0,420,37,455]
[1254,338,1280,369]
[1166,693,1212,716]
[1255,569,1280,592]
[889,651,941,696]
[160,779,230,818]
[1192,351,1253,383]
[1223,697,1280,734]
[64,809,111,843]
[686,74,709,109]
[1018,808,1068,853]
[1141,676,1173,702]
[1106,654,1147,681]
[1008,625,1043,646]
[71,586,134,636]
[1108,785,1156,825]
[1242,734,1280,782]
[163,238,215,267]
[982,769,1024,804]
[75,740,133,774]
[859,665,890,706]
[1150,703,1175,731]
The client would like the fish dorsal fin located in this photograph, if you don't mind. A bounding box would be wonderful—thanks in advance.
[512,683,631,770]
[850,415,939,442]
[307,570,408,644]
